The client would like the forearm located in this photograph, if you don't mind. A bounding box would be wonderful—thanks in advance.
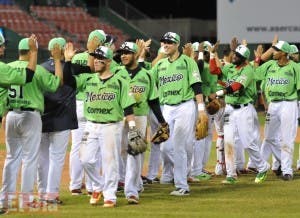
[54,59,63,86]
[148,98,165,124]
[27,51,37,72]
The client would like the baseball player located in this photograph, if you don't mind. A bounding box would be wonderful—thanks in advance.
[0,33,37,89]
[114,41,167,204]
[151,32,207,195]
[188,41,218,181]
[69,29,106,195]
[288,44,300,170]
[209,44,270,184]
[0,37,62,212]
[64,43,138,207]
[254,41,300,180]
[36,37,77,204]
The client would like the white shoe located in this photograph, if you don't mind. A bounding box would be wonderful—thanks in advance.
[170,188,190,196]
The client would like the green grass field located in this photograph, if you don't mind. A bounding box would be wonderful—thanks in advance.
[2,112,300,217]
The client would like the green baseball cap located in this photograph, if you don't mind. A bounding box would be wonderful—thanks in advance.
[0,32,5,46]
[48,37,66,50]
[235,45,250,59]
[90,46,113,60]
[192,42,199,52]
[88,30,106,44]
[289,44,299,54]
[160,32,180,44]
[272,41,290,53]
[117,41,138,53]
[18,38,30,50]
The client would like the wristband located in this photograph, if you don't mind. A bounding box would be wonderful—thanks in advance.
[138,57,145,62]
[254,57,261,64]
[216,90,225,97]
[128,120,136,128]
[198,52,204,60]
[198,103,205,111]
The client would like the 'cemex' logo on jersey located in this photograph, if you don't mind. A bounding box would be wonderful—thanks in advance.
[87,107,113,114]
[159,74,183,86]
[132,86,145,93]
[163,89,182,97]
[267,78,289,85]
[86,92,116,102]
[268,91,286,97]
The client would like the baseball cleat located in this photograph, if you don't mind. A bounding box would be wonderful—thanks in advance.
[282,174,293,181]
[254,171,268,183]
[222,177,237,184]
[71,189,83,196]
[170,188,190,196]
[127,196,139,204]
[103,200,116,208]
[89,192,102,205]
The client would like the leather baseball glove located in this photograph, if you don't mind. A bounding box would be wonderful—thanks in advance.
[206,98,225,115]
[127,126,147,156]
[195,112,209,140]
[151,122,170,144]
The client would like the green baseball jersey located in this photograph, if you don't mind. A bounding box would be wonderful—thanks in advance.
[0,88,7,116]
[0,61,28,86]
[201,61,218,96]
[151,54,201,105]
[114,66,158,116]
[72,52,119,100]
[74,73,135,123]
[7,61,60,112]
[255,60,300,102]
[220,63,257,105]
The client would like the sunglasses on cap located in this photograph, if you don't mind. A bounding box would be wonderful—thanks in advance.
[272,46,281,52]
[91,48,108,60]
[161,40,176,45]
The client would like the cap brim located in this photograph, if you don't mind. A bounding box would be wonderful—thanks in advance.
[89,53,106,59]
[116,49,134,53]
[160,38,177,44]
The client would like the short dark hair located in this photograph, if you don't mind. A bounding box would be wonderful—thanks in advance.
[19,50,29,56]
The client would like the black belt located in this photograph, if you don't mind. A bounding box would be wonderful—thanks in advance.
[271,99,296,102]
[9,108,37,112]
[229,103,249,109]
[90,120,117,124]
[165,100,187,106]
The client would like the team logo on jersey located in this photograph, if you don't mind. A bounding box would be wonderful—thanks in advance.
[107,83,119,90]
[159,74,183,86]
[131,86,145,93]
[137,77,148,84]
[163,89,182,97]
[86,92,116,102]
[268,91,286,97]
[284,71,293,77]
[87,107,113,114]
[176,66,187,70]
[266,78,289,85]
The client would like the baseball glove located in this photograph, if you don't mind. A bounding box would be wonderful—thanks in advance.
[206,98,225,115]
[127,126,147,156]
[151,122,170,144]
[195,112,209,140]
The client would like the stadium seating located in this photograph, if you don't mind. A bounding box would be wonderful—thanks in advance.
[30,5,129,50]
[1,4,129,50]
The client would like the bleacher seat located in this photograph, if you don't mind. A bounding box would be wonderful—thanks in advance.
[30,5,129,50]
